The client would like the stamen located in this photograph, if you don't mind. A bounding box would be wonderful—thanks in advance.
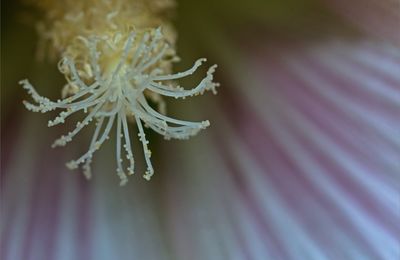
[116,112,128,185]
[130,32,150,68]
[85,37,103,82]
[121,110,135,175]
[82,117,105,179]
[135,115,154,181]
[52,101,104,148]
[22,27,218,183]
[66,114,115,169]
[108,32,136,88]
[138,43,168,72]
[137,27,163,68]
[152,58,206,81]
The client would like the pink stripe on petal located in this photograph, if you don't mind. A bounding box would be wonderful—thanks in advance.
[87,150,171,260]
[164,144,239,260]
[211,38,400,259]
[218,92,383,259]
[1,116,40,260]
[163,136,287,259]
[215,140,295,260]
[285,82,399,210]
[1,115,95,260]
[324,0,400,43]
[75,176,93,260]
[258,48,400,182]
[20,148,63,260]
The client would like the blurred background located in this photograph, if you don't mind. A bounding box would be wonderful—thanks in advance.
[2,0,399,259]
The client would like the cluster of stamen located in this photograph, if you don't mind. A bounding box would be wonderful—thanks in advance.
[21,28,218,185]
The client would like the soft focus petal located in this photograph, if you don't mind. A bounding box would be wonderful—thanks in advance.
[196,38,399,259]
[1,114,171,260]
[3,1,400,260]
[87,143,170,259]
[1,115,93,260]
[324,0,400,43]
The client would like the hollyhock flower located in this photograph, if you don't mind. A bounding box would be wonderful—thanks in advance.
[19,0,218,183]
[1,0,399,260]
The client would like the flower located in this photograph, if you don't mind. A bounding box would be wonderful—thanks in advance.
[19,0,218,184]
[2,0,399,259]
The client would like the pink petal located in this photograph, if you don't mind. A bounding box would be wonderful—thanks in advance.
[1,115,94,260]
[324,0,400,43]
[1,115,170,259]
[160,36,399,259]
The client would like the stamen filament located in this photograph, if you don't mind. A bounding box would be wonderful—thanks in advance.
[22,27,218,184]
[82,116,105,179]
[135,115,154,180]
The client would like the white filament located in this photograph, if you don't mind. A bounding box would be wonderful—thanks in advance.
[21,28,219,184]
